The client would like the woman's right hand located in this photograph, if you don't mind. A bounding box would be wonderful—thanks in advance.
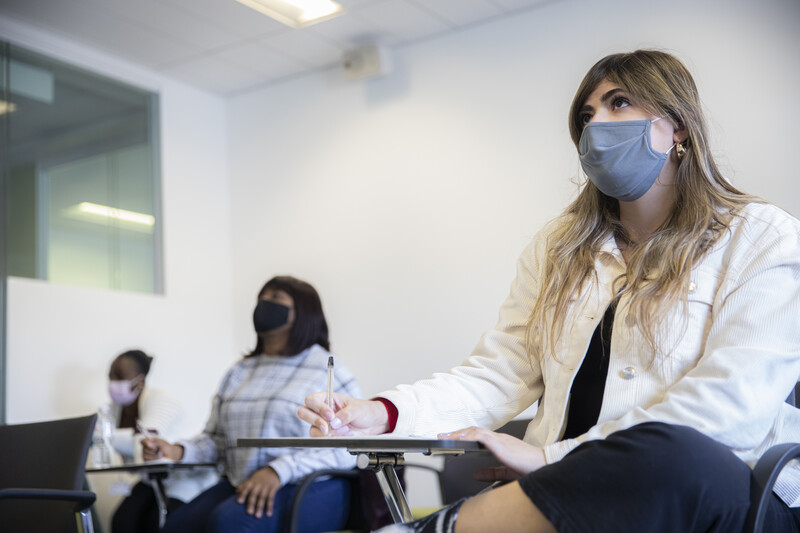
[141,437,184,461]
[298,392,390,437]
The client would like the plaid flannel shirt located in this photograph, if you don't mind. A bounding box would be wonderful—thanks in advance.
[179,344,362,486]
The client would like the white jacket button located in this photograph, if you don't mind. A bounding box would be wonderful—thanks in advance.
[621,366,637,380]
[688,281,697,293]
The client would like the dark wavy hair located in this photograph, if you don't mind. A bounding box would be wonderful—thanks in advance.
[116,349,154,375]
[247,275,330,357]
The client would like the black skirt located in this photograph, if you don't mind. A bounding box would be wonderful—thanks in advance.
[519,422,800,533]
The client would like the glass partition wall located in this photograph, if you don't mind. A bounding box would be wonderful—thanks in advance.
[1,42,8,423]
[0,42,162,421]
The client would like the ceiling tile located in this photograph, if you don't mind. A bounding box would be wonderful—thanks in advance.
[205,39,306,80]
[162,0,288,39]
[354,0,452,45]
[1,0,197,66]
[413,0,504,28]
[257,29,345,68]
[337,0,384,9]
[0,0,563,94]
[490,0,552,13]
[79,0,241,51]
[304,9,390,48]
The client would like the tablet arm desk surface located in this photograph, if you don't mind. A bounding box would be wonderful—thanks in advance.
[237,437,484,524]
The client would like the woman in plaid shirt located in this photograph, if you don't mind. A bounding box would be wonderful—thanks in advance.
[144,276,362,533]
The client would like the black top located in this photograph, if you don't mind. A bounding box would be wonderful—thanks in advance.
[561,302,616,440]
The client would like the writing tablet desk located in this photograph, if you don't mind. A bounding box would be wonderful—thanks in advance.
[238,437,483,524]
[86,461,218,529]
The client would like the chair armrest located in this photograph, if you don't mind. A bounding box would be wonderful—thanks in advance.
[0,488,96,512]
[744,443,800,533]
[288,469,359,533]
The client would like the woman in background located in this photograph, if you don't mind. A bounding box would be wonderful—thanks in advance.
[145,275,362,533]
[106,349,215,533]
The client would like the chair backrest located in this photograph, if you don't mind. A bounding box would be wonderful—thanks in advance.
[0,414,96,491]
[0,414,97,533]
[437,418,530,504]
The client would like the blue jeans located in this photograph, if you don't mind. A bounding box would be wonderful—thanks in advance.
[161,477,351,533]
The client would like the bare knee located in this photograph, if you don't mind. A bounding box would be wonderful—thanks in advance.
[454,481,557,533]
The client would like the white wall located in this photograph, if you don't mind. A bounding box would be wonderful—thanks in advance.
[1,16,236,433]
[227,0,800,403]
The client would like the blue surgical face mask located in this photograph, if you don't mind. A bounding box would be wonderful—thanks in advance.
[579,118,674,202]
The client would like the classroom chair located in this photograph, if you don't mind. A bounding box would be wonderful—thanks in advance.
[745,382,800,533]
[0,413,98,533]
[288,468,402,533]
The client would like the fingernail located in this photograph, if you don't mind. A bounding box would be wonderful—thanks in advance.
[330,417,342,429]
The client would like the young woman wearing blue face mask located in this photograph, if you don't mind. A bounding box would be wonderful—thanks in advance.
[299,50,800,533]
[143,275,363,533]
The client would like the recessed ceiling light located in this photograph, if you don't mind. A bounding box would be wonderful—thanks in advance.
[77,202,155,226]
[234,0,343,28]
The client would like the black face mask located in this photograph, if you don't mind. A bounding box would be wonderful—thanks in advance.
[253,300,290,333]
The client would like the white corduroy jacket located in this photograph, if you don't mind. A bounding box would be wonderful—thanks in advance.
[380,202,800,506]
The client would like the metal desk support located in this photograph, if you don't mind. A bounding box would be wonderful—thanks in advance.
[356,452,413,523]
[144,470,170,528]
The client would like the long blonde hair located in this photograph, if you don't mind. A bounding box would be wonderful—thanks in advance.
[527,50,756,361]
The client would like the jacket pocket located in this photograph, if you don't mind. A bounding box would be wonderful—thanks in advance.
[661,269,721,379]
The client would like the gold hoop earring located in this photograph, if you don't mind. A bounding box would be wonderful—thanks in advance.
[676,142,686,160]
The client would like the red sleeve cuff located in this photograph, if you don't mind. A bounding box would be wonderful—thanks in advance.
[373,397,398,433]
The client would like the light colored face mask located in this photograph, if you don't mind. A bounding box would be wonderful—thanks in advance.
[108,374,144,406]
[579,117,675,202]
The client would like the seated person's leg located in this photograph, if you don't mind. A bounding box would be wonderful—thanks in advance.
[161,479,236,533]
[457,483,555,533]
[113,481,186,533]
[206,477,352,533]
[291,477,351,532]
[517,422,752,533]
[112,481,156,533]
[379,422,757,533]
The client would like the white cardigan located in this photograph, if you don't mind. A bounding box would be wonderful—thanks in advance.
[380,202,800,506]
[109,387,218,502]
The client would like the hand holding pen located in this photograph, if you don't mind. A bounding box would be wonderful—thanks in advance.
[135,420,156,440]
[136,420,162,461]
[298,392,392,437]
[137,420,185,462]
[141,436,185,462]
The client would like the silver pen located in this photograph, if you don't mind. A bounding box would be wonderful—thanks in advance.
[326,356,334,410]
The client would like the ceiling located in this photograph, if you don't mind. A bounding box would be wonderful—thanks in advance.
[0,0,556,96]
